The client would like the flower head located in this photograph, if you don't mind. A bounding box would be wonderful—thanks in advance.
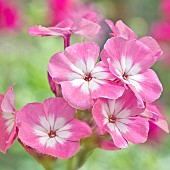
[92,90,149,148]
[101,37,163,106]
[48,42,124,109]
[17,97,92,158]
[0,84,17,153]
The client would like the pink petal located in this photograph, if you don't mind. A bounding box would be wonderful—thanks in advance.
[64,42,100,73]
[83,12,98,23]
[0,87,17,153]
[48,52,84,82]
[114,20,138,40]
[55,18,73,29]
[99,138,120,150]
[60,80,94,109]
[1,84,15,113]
[105,123,128,148]
[28,25,63,37]
[106,20,137,40]
[92,99,109,129]
[57,118,92,141]
[105,19,116,34]
[115,89,145,118]
[140,36,163,61]
[141,104,169,133]
[42,98,76,125]
[128,69,163,103]
[117,117,149,144]
[0,117,17,153]
[90,78,125,100]
[101,38,155,77]
[17,102,46,127]
[48,72,62,97]
[73,18,101,37]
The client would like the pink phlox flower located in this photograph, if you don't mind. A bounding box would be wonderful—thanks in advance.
[140,103,169,133]
[92,90,149,148]
[105,20,163,61]
[0,84,17,153]
[0,0,20,30]
[17,97,92,159]
[101,37,163,106]
[29,13,101,38]
[48,42,125,110]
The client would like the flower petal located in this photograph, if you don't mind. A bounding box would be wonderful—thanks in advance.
[42,98,76,127]
[64,42,100,73]
[57,118,92,141]
[1,84,15,113]
[128,69,163,103]
[73,18,101,37]
[117,117,149,144]
[105,123,128,148]
[60,80,94,109]
[48,52,84,82]
[106,20,137,40]
[0,92,16,154]
[140,36,163,61]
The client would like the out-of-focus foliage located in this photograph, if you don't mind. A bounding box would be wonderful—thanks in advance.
[0,0,170,170]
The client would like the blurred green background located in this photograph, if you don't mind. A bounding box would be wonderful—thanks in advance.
[0,0,170,170]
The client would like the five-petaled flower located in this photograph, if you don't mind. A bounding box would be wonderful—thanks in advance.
[48,42,125,109]
[0,84,17,153]
[101,37,163,106]
[17,97,92,158]
[92,90,149,148]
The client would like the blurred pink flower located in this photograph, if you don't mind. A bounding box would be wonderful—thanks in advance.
[0,0,20,30]
[17,97,92,158]
[48,0,99,25]
[0,84,17,153]
[151,21,170,42]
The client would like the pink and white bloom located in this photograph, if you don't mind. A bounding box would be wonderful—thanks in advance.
[141,103,169,133]
[48,42,125,110]
[101,37,163,106]
[29,13,101,38]
[17,97,92,159]
[0,85,17,153]
[106,20,163,60]
[92,90,149,148]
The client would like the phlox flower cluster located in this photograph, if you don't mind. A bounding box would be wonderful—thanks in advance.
[0,10,168,162]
